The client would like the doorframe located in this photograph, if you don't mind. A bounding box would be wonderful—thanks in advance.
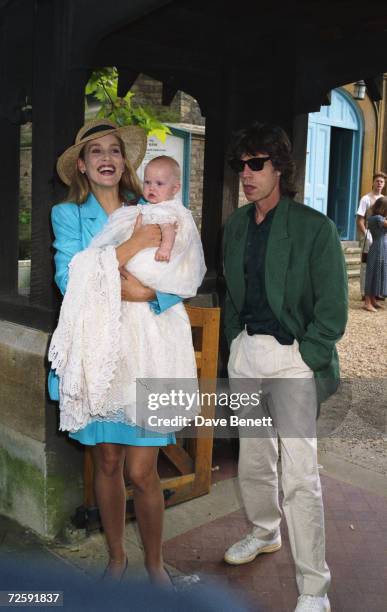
[305,87,364,240]
[338,88,364,240]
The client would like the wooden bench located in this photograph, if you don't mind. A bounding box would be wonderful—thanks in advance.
[83,305,220,520]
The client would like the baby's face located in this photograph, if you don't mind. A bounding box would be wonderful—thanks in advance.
[143,162,180,203]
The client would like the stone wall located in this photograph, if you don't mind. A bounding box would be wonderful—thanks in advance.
[131,74,205,126]
[184,125,205,228]
[0,322,84,537]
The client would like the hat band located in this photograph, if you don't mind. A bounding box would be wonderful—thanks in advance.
[81,124,116,140]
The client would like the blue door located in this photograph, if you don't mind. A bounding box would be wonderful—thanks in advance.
[305,123,331,214]
[327,128,354,239]
[304,89,363,239]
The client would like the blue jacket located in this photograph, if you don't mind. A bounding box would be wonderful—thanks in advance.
[48,193,181,400]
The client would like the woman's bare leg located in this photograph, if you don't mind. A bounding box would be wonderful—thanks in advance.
[92,443,127,577]
[125,446,170,585]
[364,295,377,311]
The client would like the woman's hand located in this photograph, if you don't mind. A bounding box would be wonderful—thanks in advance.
[120,267,156,302]
[116,214,161,267]
[132,214,162,249]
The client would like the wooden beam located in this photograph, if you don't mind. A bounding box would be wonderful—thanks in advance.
[0,119,20,293]
[162,445,194,475]
[117,67,139,97]
[365,75,384,101]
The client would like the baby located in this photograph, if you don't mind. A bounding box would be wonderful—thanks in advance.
[142,155,181,262]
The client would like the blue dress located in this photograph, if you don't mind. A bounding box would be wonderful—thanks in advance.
[365,214,387,297]
[49,193,179,446]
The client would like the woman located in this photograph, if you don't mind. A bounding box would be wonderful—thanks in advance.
[49,118,180,584]
[364,196,387,312]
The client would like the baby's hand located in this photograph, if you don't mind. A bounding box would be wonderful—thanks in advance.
[155,247,171,262]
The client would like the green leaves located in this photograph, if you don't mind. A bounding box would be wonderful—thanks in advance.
[85,68,171,142]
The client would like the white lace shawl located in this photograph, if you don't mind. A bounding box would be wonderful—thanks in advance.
[48,246,124,433]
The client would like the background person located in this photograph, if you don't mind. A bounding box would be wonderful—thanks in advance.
[363,196,387,311]
[356,172,386,297]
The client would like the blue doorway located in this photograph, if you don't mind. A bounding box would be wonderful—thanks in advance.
[304,89,363,240]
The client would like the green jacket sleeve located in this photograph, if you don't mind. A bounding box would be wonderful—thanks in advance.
[299,218,348,371]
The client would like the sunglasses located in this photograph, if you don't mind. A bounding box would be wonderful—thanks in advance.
[228,156,271,173]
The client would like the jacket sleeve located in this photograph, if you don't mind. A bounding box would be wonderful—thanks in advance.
[299,218,348,371]
[150,292,182,314]
[51,204,83,295]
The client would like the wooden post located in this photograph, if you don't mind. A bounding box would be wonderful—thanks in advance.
[200,111,240,286]
[0,119,20,294]
[30,0,87,314]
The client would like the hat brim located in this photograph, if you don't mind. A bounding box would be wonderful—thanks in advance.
[56,125,147,186]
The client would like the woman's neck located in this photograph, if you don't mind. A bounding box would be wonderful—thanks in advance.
[91,186,122,215]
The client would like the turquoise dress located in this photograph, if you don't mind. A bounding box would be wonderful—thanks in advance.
[49,193,179,446]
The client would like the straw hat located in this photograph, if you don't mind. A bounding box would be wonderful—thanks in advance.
[56,118,147,185]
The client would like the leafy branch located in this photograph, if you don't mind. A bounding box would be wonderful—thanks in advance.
[85,68,171,142]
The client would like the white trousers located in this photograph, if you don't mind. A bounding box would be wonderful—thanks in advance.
[228,330,331,596]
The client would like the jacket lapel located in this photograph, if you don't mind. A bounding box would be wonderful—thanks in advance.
[266,197,291,319]
[226,204,252,311]
[79,193,108,247]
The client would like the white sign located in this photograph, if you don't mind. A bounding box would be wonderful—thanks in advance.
[137,132,185,185]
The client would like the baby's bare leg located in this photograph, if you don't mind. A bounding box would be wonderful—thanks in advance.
[155,223,176,261]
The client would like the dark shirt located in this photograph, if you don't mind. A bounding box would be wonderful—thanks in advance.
[240,205,294,345]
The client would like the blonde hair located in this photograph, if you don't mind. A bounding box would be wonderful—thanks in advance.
[146,155,181,182]
[67,135,143,204]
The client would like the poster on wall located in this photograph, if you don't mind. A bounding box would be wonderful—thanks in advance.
[137,126,191,206]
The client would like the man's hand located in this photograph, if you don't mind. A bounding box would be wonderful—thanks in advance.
[120,267,156,302]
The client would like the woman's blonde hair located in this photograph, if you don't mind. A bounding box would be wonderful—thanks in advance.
[67,135,143,204]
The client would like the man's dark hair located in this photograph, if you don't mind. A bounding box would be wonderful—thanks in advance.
[229,122,297,197]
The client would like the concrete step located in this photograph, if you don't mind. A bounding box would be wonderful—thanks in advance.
[341,240,360,249]
[345,257,361,267]
[343,247,362,255]
[347,269,360,278]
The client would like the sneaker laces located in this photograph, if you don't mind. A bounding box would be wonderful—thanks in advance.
[237,533,259,551]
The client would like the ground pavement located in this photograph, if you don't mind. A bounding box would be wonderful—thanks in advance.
[1,439,386,612]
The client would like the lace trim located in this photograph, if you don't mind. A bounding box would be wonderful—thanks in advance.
[48,246,128,433]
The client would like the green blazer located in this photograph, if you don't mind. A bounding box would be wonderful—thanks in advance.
[223,197,348,403]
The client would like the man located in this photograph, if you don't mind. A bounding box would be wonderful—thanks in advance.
[356,172,386,299]
[222,123,348,612]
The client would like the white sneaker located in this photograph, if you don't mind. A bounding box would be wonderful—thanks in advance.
[295,594,331,612]
[224,532,281,565]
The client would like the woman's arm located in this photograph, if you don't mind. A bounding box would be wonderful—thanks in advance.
[51,204,83,294]
[120,268,156,301]
[118,214,183,312]
[115,214,161,267]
